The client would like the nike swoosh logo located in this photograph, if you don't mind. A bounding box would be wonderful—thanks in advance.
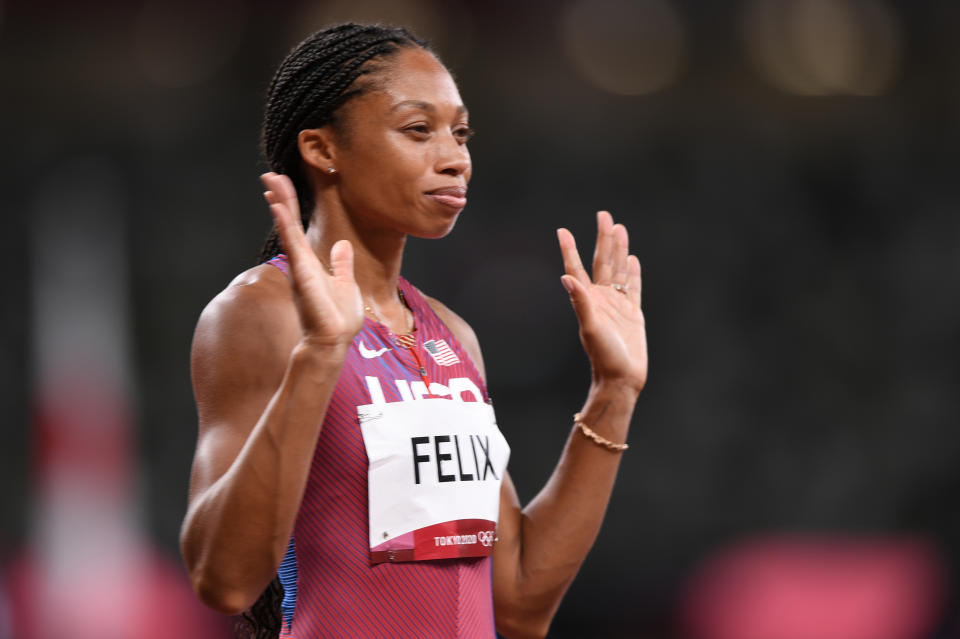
[358,341,391,359]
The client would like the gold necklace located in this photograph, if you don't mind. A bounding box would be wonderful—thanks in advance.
[313,256,415,346]
[363,288,417,348]
[365,287,426,377]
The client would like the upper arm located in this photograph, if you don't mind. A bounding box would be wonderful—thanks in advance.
[187,268,300,506]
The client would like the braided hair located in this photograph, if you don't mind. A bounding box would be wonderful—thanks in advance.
[257,23,429,264]
[239,24,429,639]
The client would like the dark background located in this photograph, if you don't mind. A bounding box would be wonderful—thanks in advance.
[2,0,959,637]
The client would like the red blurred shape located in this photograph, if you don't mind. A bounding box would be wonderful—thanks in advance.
[4,551,232,639]
[681,535,945,639]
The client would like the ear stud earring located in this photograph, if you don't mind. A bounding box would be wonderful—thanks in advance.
[326,167,337,174]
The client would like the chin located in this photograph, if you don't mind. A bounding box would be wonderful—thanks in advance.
[413,214,461,240]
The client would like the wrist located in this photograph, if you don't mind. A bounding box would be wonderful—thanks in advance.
[576,380,638,448]
[581,379,638,418]
[588,375,643,401]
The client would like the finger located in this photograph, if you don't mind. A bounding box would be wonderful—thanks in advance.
[557,228,592,286]
[261,173,301,223]
[262,173,311,262]
[592,210,614,284]
[329,239,356,285]
[269,202,314,267]
[260,172,278,204]
[627,255,641,308]
[263,188,285,207]
[611,224,629,286]
[561,274,596,327]
[261,172,278,205]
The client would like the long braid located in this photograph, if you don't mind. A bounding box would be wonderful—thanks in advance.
[257,24,428,264]
[239,23,429,639]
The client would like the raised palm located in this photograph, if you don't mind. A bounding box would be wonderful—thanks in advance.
[557,211,648,392]
[261,173,364,348]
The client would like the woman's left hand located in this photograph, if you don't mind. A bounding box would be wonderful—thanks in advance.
[557,211,648,393]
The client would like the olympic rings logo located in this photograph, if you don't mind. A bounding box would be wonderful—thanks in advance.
[477,530,496,547]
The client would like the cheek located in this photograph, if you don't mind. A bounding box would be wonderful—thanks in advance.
[388,153,429,199]
[346,161,418,214]
[340,137,432,212]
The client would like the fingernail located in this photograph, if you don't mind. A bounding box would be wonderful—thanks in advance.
[561,276,574,293]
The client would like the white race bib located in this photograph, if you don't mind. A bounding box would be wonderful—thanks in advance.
[358,398,510,563]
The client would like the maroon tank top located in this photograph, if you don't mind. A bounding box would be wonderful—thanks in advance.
[268,255,498,639]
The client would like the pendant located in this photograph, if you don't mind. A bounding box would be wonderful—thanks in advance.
[393,332,417,349]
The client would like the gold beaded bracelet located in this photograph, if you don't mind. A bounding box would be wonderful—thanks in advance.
[573,412,629,452]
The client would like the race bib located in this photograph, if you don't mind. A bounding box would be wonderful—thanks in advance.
[358,398,510,564]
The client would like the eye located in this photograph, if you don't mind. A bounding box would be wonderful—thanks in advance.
[454,126,475,144]
[403,124,431,139]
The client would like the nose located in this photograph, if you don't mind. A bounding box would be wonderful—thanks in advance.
[435,133,471,177]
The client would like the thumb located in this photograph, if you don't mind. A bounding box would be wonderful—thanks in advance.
[329,239,356,284]
[561,274,594,325]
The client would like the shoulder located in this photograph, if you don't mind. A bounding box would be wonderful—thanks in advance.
[195,263,296,340]
[191,263,300,390]
[421,292,486,381]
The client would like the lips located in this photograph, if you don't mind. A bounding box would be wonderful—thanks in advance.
[426,186,467,210]
[428,186,467,197]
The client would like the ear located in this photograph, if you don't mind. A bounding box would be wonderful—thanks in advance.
[297,127,338,174]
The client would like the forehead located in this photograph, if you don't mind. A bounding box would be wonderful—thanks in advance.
[365,47,464,114]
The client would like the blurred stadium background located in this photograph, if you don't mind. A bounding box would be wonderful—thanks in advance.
[2,0,959,637]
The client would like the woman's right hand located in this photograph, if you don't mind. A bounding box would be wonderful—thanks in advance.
[261,172,364,350]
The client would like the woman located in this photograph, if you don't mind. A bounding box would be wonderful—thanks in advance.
[181,23,647,639]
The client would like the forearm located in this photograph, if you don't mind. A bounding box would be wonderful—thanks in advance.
[181,342,346,613]
[504,380,638,631]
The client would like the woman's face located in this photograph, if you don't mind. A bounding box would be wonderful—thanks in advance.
[329,47,473,239]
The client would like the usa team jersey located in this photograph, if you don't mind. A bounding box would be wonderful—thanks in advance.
[267,255,499,639]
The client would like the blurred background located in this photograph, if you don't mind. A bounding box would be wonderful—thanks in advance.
[2,0,959,637]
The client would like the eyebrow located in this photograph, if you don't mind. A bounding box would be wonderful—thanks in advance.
[391,100,468,117]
